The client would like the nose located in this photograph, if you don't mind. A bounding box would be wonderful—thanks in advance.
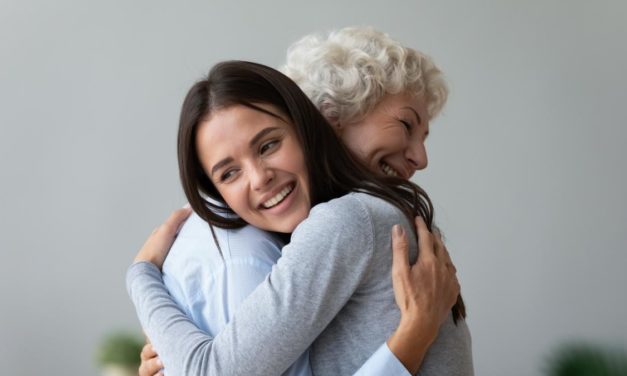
[405,141,428,171]
[250,162,274,191]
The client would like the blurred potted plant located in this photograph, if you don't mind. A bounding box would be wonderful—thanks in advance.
[545,342,627,376]
[95,331,144,376]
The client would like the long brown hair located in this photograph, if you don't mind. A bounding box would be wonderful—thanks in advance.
[177,60,465,321]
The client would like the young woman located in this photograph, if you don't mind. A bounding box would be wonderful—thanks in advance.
[128,61,472,375]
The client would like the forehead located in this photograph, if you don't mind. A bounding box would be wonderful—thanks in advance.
[199,104,285,139]
[196,104,291,162]
[375,92,427,115]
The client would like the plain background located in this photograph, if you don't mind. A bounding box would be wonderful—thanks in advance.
[1,0,626,375]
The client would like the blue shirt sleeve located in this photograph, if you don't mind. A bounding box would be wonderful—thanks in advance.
[353,343,411,376]
[162,216,285,336]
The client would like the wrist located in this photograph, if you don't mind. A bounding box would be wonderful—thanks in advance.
[398,311,439,345]
[387,317,438,374]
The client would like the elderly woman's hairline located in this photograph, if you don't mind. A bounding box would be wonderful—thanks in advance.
[281,26,448,126]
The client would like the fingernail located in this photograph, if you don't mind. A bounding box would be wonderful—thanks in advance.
[393,224,404,237]
[183,203,191,209]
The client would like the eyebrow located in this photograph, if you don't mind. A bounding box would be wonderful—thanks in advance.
[249,127,280,149]
[403,106,422,125]
[210,157,234,178]
[209,126,280,178]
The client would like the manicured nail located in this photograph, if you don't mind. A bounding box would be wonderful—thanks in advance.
[393,224,404,237]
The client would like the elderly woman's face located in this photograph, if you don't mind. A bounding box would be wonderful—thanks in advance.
[337,92,430,180]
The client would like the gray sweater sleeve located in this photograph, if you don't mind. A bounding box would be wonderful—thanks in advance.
[127,195,377,375]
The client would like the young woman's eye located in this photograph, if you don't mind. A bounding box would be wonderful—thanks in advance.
[260,140,279,155]
[220,169,238,182]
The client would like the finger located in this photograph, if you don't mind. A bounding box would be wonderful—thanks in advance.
[432,224,441,240]
[139,357,164,376]
[140,343,151,361]
[141,343,158,359]
[391,224,410,276]
[446,262,457,274]
[454,275,461,295]
[440,280,460,319]
[432,230,444,258]
[148,357,164,375]
[432,224,446,242]
[415,216,435,261]
[450,275,461,306]
[162,206,193,237]
[438,242,457,274]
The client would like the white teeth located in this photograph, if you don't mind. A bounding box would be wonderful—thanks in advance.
[262,185,294,209]
[380,162,399,177]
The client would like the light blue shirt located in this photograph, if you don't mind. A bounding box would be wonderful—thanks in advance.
[161,212,409,375]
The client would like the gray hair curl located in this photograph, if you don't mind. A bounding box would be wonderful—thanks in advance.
[281,26,448,125]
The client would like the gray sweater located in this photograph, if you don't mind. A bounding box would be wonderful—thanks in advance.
[127,192,473,375]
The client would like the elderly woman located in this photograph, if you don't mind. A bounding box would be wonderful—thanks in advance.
[282,27,446,177]
[283,25,465,329]
[135,27,471,376]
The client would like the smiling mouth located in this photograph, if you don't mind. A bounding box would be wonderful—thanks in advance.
[261,183,295,209]
[379,162,401,178]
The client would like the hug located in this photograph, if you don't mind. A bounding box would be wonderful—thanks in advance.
[128,27,473,376]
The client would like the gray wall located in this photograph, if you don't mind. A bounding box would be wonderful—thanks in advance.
[1,0,626,375]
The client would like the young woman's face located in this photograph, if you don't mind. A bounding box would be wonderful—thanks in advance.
[337,92,431,180]
[196,104,311,233]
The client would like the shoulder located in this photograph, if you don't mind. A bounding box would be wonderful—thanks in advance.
[163,215,285,311]
[292,193,409,258]
[298,193,372,235]
[165,212,284,270]
[290,192,403,250]
[350,192,408,229]
[279,193,397,283]
[306,192,404,229]
[307,192,372,220]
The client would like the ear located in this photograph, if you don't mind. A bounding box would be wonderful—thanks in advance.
[321,105,342,132]
[326,115,342,133]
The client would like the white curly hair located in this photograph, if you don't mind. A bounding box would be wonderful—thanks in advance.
[281,26,448,125]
